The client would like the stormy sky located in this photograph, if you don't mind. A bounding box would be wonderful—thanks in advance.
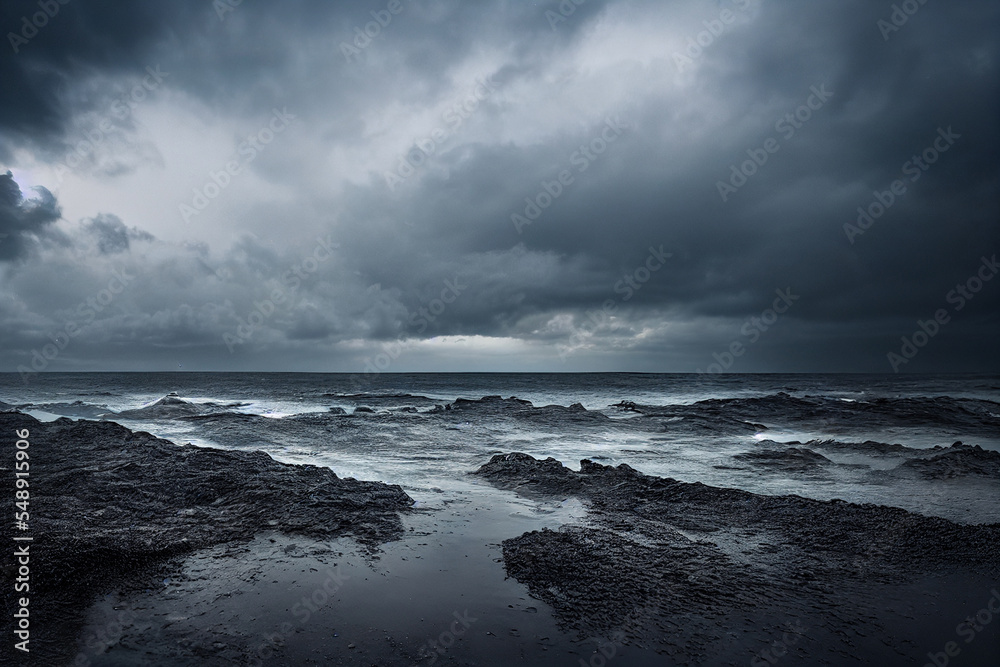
[0,0,997,374]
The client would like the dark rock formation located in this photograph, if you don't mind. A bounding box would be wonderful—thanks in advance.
[733,446,833,470]
[451,395,534,409]
[805,438,913,456]
[442,396,610,425]
[0,413,412,664]
[897,443,1000,478]
[474,453,1000,662]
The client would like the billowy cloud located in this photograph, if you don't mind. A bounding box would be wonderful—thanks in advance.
[0,0,997,373]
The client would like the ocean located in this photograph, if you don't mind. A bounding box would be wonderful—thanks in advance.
[3,372,998,526]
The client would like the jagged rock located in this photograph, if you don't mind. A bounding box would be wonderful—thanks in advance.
[733,446,833,470]
[474,452,1000,661]
[898,443,1000,478]
[0,413,412,665]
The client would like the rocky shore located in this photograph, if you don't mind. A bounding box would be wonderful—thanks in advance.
[0,413,413,664]
[474,452,1000,663]
[2,406,997,665]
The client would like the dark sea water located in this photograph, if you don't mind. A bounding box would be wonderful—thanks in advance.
[2,372,999,523]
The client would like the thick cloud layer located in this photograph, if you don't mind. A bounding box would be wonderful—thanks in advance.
[0,0,997,374]
[0,170,60,260]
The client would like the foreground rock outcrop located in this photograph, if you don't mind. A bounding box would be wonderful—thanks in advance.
[0,413,413,664]
[475,453,1000,663]
[895,442,1000,478]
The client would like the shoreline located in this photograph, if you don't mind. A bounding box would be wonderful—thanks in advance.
[0,412,413,665]
[476,452,1000,663]
[2,412,998,665]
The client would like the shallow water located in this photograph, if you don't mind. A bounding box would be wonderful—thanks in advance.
[3,372,999,524]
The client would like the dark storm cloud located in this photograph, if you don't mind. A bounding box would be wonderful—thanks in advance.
[0,1,200,156]
[0,170,60,260]
[0,0,609,153]
[83,213,154,254]
[317,0,998,371]
[0,0,997,372]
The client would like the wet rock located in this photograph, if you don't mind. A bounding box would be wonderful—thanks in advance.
[451,395,534,409]
[474,453,1000,660]
[0,413,413,664]
[802,439,1000,478]
[28,401,116,419]
[806,438,913,456]
[477,452,998,566]
[117,394,247,420]
[655,413,765,433]
[897,443,1000,479]
[440,396,609,425]
[117,394,206,419]
[733,446,833,470]
[614,394,1000,437]
[502,525,780,661]
[475,452,587,496]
